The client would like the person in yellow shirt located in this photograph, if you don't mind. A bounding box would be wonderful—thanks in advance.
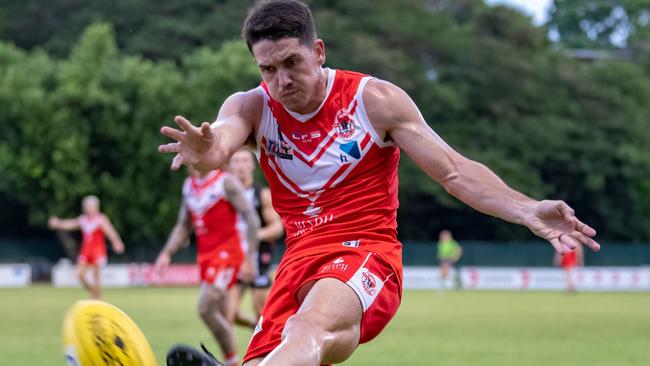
[437,230,462,290]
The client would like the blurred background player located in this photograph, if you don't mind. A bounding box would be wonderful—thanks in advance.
[437,230,462,290]
[554,243,584,293]
[154,167,259,366]
[48,195,125,299]
[229,148,284,321]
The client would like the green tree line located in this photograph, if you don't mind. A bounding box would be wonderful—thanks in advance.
[1,0,649,248]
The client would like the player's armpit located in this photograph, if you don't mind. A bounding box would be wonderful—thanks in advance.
[362,79,461,184]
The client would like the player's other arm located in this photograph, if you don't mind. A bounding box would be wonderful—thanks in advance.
[154,200,193,273]
[224,176,261,257]
[100,215,125,254]
[258,187,284,242]
[48,216,81,231]
[158,89,263,172]
[364,79,600,255]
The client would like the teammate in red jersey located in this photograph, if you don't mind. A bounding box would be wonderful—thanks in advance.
[230,148,284,320]
[161,1,601,365]
[555,242,584,292]
[48,195,125,299]
[155,168,259,366]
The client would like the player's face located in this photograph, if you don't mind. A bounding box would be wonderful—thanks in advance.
[83,200,99,216]
[252,37,326,114]
[230,150,255,183]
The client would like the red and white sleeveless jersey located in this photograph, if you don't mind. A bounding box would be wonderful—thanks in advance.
[183,170,243,265]
[79,214,106,252]
[256,69,401,265]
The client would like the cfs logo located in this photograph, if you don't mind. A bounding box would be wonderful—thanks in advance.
[291,131,321,143]
[333,108,356,139]
[266,139,293,160]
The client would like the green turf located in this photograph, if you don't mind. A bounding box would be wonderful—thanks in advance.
[1,286,648,365]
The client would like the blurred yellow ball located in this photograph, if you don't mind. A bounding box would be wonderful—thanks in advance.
[63,300,157,366]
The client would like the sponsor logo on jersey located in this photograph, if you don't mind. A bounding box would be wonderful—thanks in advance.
[333,108,356,139]
[342,240,360,248]
[339,141,361,159]
[321,257,350,273]
[291,131,321,143]
[292,213,335,237]
[266,139,293,160]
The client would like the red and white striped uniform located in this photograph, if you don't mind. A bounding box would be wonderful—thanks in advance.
[78,214,106,265]
[245,69,403,362]
[183,170,243,288]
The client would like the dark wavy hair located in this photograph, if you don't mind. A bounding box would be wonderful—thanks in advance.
[242,0,317,52]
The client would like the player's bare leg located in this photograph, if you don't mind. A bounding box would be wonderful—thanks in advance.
[76,263,93,298]
[250,278,363,366]
[198,283,238,364]
[440,262,450,291]
[90,265,101,299]
[565,268,576,293]
[252,288,269,318]
[229,285,257,329]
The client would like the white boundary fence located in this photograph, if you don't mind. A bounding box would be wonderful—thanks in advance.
[1,263,646,291]
[0,264,31,287]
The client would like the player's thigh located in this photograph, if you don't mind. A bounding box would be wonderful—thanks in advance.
[287,277,363,363]
[252,288,269,314]
[197,283,227,315]
[243,357,263,366]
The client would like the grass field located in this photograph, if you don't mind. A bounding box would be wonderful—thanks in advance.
[1,286,648,365]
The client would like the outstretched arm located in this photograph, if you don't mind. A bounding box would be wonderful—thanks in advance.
[158,89,263,172]
[364,79,600,254]
[100,215,125,254]
[48,216,81,231]
[258,187,284,242]
[154,200,193,274]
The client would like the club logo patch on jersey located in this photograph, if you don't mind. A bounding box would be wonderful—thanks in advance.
[333,108,356,139]
[266,138,293,160]
[361,270,378,296]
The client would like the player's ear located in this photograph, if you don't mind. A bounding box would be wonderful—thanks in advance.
[313,39,325,66]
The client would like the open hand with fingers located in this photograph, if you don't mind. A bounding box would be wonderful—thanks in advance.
[159,116,225,171]
[526,200,601,254]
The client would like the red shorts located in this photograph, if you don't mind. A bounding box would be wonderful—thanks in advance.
[243,249,402,363]
[77,245,106,266]
[199,260,241,290]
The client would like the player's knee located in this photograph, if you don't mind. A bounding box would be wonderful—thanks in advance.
[283,311,357,363]
[197,298,213,321]
[283,312,330,346]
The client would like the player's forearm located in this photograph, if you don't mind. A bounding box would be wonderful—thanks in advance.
[161,224,190,257]
[244,213,261,258]
[258,222,284,242]
[443,159,537,226]
[55,220,81,231]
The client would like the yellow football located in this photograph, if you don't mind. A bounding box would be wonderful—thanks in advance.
[63,300,157,366]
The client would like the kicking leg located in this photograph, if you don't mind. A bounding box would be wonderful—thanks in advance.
[257,278,363,366]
